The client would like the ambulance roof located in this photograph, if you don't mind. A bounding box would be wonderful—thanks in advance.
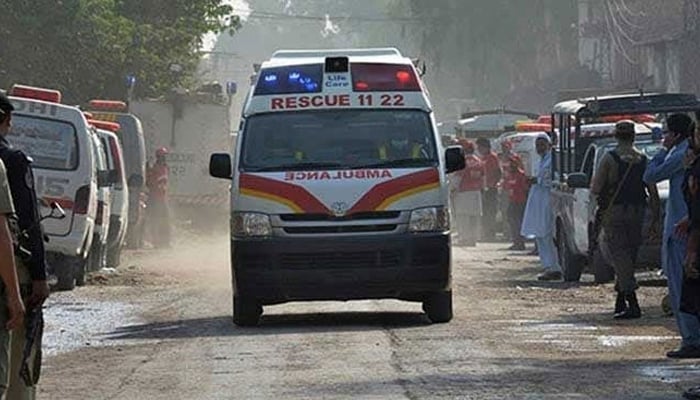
[244,48,431,117]
[9,95,86,124]
[264,48,409,68]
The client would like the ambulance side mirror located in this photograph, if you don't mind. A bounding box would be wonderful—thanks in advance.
[566,172,589,189]
[210,153,232,180]
[445,146,466,174]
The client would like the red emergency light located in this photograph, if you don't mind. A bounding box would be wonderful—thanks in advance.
[601,114,656,123]
[516,123,551,132]
[9,84,62,103]
[536,115,553,125]
[89,100,128,112]
[88,119,121,133]
[352,63,421,92]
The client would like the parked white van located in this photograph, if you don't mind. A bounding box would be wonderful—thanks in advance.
[92,121,129,267]
[85,126,112,279]
[7,85,98,290]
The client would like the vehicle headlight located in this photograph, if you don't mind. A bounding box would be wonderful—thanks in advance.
[232,212,272,237]
[409,207,449,233]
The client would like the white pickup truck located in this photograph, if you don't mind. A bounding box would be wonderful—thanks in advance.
[556,133,667,282]
[550,93,700,282]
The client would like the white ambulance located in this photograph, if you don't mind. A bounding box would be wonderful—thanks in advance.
[7,85,98,290]
[91,121,129,268]
[210,48,466,326]
[85,125,112,277]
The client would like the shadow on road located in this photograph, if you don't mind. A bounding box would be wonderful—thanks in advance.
[105,311,431,340]
[284,357,696,399]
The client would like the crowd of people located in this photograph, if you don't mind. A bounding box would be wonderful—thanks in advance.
[450,117,700,399]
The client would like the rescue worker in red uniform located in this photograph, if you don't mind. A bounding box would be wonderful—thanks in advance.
[146,148,171,248]
[502,156,529,251]
[453,140,484,247]
[477,138,502,240]
[498,140,523,241]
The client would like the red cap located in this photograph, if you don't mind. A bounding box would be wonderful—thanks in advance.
[156,147,169,157]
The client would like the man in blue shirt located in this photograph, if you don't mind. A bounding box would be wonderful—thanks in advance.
[644,113,700,358]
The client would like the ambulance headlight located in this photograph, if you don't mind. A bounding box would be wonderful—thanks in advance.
[232,213,272,237]
[408,207,449,233]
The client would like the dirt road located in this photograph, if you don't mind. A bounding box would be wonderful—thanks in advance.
[37,236,698,399]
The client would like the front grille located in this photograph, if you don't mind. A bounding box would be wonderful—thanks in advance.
[412,250,445,266]
[279,211,401,222]
[283,224,397,235]
[280,250,402,270]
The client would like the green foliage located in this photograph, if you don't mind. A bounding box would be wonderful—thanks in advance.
[0,0,240,103]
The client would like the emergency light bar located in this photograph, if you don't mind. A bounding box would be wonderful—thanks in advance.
[352,63,420,92]
[88,119,121,133]
[10,84,62,103]
[536,115,553,125]
[599,114,656,123]
[89,100,128,112]
[255,65,323,96]
[516,122,551,132]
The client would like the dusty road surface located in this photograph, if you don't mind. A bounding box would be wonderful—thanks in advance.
[37,234,698,399]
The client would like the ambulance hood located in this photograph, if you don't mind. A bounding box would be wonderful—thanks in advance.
[235,167,442,216]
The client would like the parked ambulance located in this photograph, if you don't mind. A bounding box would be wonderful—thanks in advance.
[92,121,129,268]
[87,100,147,249]
[6,85,98,290]
[210,48,466,326]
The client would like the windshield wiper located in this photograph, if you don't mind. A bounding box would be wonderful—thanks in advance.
[353,158,437,169]
[251,162,343,172]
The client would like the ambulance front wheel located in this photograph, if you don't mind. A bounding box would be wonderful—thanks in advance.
[233,296,262,327]
[423,291,453,324]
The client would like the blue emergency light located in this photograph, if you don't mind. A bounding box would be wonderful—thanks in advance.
[255,64,324,96]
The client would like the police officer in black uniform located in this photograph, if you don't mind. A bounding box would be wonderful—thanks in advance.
[0,92,50,306]
[0,92,49,398]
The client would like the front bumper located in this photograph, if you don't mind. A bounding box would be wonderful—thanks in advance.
[232,233,451,305]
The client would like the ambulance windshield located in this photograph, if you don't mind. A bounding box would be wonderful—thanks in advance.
[240,110,437,172]
[8,116,78,170]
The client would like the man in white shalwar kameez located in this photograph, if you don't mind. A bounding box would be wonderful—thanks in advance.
[521,133,563,281]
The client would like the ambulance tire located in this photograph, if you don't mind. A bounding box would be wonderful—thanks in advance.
[107,245,122,269]
[55,264,76,291]
[233,296,262,327]
[557,228,583,282]
[75,259,87,287]
[423,291,453,324]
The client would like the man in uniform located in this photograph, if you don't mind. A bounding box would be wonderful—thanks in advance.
[476,138,502,240]
[453,140,484,247]
[592,120,660,319]
[146,148,172,248]
[0,91,49,399]
[379,129,428,161]
[0,136,26,398]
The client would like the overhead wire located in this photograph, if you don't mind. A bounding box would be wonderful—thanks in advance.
[603,0,637,65]
[228,7,428,23]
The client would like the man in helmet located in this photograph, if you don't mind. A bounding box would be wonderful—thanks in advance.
[146,147,171,248]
